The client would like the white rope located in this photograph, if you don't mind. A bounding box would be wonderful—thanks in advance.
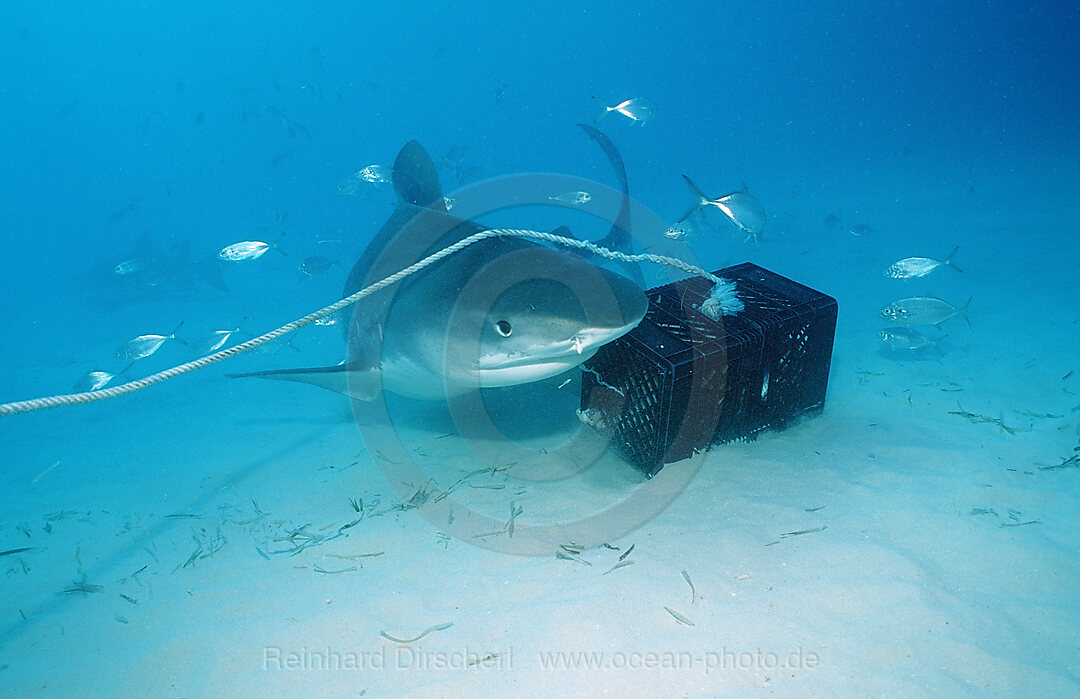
[0,229,725,416]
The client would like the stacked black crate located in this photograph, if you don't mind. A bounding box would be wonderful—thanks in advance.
[580,263,838,477]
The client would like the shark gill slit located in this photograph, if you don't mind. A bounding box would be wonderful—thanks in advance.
[0,229,727,417]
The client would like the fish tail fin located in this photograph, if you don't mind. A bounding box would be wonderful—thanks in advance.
[169,321,187,345]
[945,246,963,273]
[591,96,609,122]
[960,296,973,331]
[272,232,288,256]
[681,175,710,207]
[676,207,699,225]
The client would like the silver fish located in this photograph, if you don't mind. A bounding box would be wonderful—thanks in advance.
[879,327,944,352]
[663,220,698,241]
[73,370,115,393]
[547,191,591,205]
[299,255,340,276]
[114,259,147,275]
[880,297,971,328]
[219,234,285,261]
[337,165,390,195]
[678,176,766,242]
[115,322,186,360]
[357,164,390,183]
[593,97,656,125]
[250,334,301,354]
[442,196,456,211]
[884,247,962,278]
[336,176,363,196]
[849,223,873,237]
[443,146,469,169]
[194,320,246,355]
[313,308,349,326]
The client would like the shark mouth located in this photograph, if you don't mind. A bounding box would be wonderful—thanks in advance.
[474,323,638,372]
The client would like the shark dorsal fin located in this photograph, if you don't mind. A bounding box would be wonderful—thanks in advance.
[392,141,447,212]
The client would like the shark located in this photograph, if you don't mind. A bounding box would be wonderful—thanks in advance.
[230,137,647,401]
[83,232,229,307]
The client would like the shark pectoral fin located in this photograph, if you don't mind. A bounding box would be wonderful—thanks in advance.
[226,363,380,401]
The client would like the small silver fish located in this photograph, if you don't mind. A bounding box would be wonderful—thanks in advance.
[442,196,456,211]
[880,297,971,328]
[593,97,656,124]
[73,370,115,393]
[663,220,698,241]
[219,234,285,261]
[251,334,301,353]
[547,191,591,205]
[194,320,246,355]
[314,307,350,326]
[357,164,390,184]
[680,176,766,242]
[879,327,944,352]
[849,223,873,237]
[219,241,268,261]
[299,255,340,276]
[337,165,390,195]
[114,259,147,275]
[115,322,185,361]
[442,146,469,169]
[336,176,362,196]
[884,247,962,278]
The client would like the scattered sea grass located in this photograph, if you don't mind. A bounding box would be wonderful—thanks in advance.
[380,622,453,644]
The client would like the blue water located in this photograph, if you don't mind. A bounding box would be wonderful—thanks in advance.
[2,2,1078,696]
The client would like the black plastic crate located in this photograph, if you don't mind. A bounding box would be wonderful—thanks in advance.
[579,263,838,477]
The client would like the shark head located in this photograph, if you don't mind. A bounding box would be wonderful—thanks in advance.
[443,258,648,392]
[370,232,647,400]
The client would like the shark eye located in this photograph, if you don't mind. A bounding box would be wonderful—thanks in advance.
[495,320,513,337]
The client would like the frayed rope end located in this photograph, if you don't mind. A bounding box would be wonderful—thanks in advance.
[700,278,743,321]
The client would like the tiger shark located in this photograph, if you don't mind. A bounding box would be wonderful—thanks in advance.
[230,137,647,401]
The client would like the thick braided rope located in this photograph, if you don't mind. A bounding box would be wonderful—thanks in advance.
[0,229,718,416]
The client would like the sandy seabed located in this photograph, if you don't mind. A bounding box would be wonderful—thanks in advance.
[1,162,1078,698]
